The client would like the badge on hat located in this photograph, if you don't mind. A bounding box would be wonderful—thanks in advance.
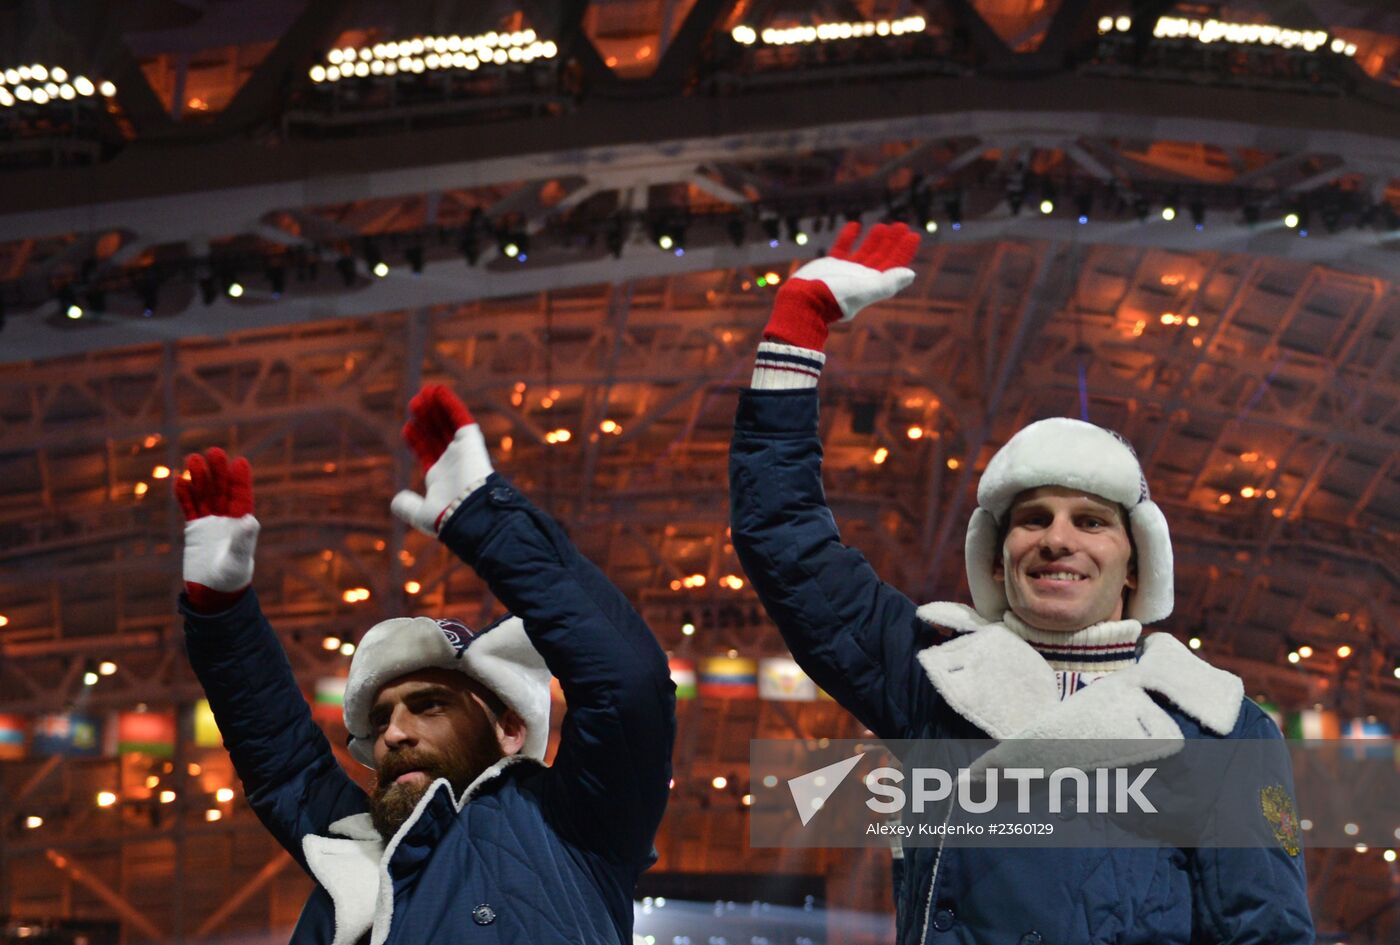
[1259,783,1301,857]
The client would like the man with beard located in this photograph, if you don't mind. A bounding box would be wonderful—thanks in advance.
[177,384,676,945]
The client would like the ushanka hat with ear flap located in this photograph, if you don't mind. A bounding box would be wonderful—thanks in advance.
[964,417,1174,625]
[341,613,552,768]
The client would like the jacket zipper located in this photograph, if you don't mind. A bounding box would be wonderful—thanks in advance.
[918,802,955,945]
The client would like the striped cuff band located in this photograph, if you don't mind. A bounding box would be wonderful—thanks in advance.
[752,342,826,390]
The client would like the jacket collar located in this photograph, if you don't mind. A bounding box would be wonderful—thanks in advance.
[302,753,539,945]
[913,601,1243,767]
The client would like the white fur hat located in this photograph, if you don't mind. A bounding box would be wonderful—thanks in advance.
[342,614,552,768]
[964,418,1173,625]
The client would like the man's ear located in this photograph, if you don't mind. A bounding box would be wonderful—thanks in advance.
[1125,561,1138,591]
[493,708,527,757]
[992,554,1005,585]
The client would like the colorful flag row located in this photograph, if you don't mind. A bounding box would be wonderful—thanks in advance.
[0,676,356,762]
[668,657,829,702]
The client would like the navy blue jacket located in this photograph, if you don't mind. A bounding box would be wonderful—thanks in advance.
[183,474,676,945]
[730,388,1313,945]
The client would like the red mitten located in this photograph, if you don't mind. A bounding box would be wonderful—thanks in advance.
[762,221,921,351]
[391,385,495,535]
[174,448,258,613]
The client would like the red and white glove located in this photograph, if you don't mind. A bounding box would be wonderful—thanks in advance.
[762,221,921,351]
[175,448,258,613]
[391,384,494,536]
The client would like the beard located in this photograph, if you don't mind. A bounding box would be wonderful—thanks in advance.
[368,727,505,839]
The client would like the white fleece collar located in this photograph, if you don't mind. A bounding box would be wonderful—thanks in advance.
[303,753,539,945]
[913,602,1243,769]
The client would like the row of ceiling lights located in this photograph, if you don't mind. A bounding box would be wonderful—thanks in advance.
[309,30,558,83]
[0,63,116,108]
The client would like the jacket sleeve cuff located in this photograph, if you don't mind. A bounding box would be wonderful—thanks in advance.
[734,386,820,436]
[752,342,825,390]
[179,585,265,634]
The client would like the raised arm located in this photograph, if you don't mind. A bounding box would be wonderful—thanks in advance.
[731,222,938,739]
[391,386,676,868]
[176,449,365,869]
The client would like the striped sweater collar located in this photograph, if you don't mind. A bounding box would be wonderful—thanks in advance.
[1001,611,1142,672]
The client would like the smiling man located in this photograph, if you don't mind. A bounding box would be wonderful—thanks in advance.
[177,384,675,945]
[729,222,1313,943]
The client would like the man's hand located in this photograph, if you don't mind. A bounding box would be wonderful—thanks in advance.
[391,384,494,536]
[763,221,921,351]
[175,448,259,612]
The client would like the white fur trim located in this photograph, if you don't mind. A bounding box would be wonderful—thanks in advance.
[963,418,1173,624]
[304,816,384,945]
[912,600,991,634]
[343,615,552,767]
[913,613,1244,765]
[305,756,538,945]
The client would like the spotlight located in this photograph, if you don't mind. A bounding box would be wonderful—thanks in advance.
[605,215,627,258]
[135,276,159,315]
[1075,193,1092,225]
[1161,190,1180,222]
[363,243,385,274]
[1283,212,1300,229]
[224,276,244,298]
[59,286,82,320]
[499,232,527,259]
[405,245,424,274]
[944,196,962,230]
[459,232,480,266]
[786,217,808,246]
[1038,182,1056,216]
[760,216,781,247]
[726,216,746,247]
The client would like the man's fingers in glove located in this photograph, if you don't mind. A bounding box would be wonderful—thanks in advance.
[390,490,434,536]
[174,469,199,521]
[880,267,917,296]
[429,385,475,430]
[185,452,212,517]
[851,223,894,268]
[227,457,254,517]
[206,447,231,517]
[829,221,861,260]
[872,226,919,270]
[403,420,441,471]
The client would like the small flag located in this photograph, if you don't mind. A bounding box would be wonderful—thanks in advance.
[313,677,347,722]
[699,656,758,699]
[192,699,222,748]
[32,713,102,757]
[117,710,176,758]
[0,713,26,760]
[758,657,816,702]
[669,659,696,700]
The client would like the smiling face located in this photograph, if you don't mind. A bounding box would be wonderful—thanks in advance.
[994,486,1137,632]
[366,668,524,838]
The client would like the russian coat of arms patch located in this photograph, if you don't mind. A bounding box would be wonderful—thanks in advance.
[1260,784,1301,857]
